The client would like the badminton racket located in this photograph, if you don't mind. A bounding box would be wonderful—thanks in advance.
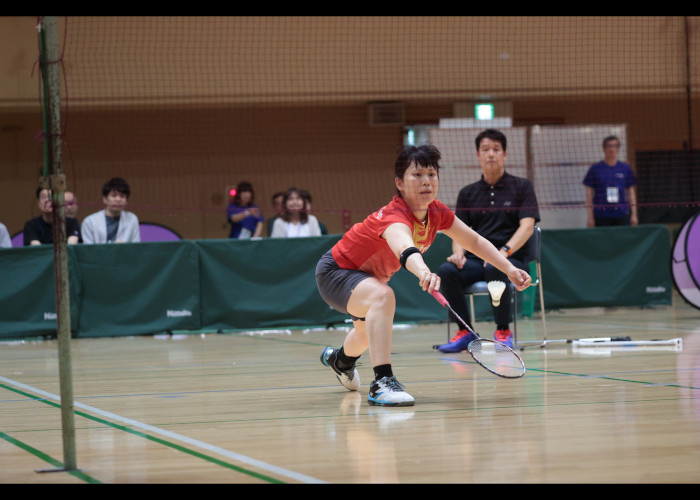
[431,290,526,379]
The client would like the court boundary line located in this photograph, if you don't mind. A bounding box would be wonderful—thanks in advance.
[0,376,327,484]
[0,430,102,483]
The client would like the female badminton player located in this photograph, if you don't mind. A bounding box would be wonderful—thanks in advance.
[316,144,531,407]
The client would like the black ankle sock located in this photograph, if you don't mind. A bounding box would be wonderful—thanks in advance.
[373,364,393,380]
[497,324,509,331]
[335,346,359,370]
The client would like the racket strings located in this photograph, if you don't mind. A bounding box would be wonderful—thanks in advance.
[468,339,525,378]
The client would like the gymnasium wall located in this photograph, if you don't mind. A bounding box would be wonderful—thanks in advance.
[1,17,699,241]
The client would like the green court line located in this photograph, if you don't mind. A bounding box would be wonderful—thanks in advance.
[0,382,285,484]
[253,334,700,390]
[516,366,700,390]
[434,356,700,390]
[0,430,101,483]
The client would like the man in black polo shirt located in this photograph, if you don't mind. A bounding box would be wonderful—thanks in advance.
[437,129,540,351]
[23,187,81,246]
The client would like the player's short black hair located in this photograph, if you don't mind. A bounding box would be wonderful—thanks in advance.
[395,144,441,179]
[394,144,441,196]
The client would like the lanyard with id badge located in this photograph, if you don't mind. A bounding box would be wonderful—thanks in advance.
[606,186,619,204]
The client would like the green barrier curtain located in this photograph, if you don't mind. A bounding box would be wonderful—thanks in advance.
[540,225,672,309]
[0,246,79,338]
[71,241,201,337]
[0,226,672,339]
[197,236,345,331]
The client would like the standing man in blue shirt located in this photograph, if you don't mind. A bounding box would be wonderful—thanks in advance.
[583,135,638,227]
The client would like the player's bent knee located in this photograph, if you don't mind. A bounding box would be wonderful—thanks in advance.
[348,279,394,316]
[371,284,395,307]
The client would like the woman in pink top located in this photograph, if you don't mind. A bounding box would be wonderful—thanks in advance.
[316,144,531,407]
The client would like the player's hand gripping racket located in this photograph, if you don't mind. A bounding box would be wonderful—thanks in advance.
[431,290,526,379]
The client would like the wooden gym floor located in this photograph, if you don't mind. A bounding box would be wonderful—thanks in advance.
[1,293,699,484]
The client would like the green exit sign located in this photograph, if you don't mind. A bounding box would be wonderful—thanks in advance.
[475,103,494,120]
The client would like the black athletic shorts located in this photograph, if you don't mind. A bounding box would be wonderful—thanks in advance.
[315,249,370,320]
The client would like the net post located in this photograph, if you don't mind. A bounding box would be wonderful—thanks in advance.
[36,15,78,473]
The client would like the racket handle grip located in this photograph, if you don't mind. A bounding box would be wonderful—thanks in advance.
[431,290,449,307]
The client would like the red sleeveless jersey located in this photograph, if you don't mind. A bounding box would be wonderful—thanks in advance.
[332,195,455,284]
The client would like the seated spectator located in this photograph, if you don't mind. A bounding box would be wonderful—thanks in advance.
[63,190,82,242]
[266,191,285,237]
[270,187,322,238]
[81,177,140,244]
[64,190,79,219]
[299,189,328,235]
[0,222,11,248]
[227,181,264,239]
[23,187,81,246]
